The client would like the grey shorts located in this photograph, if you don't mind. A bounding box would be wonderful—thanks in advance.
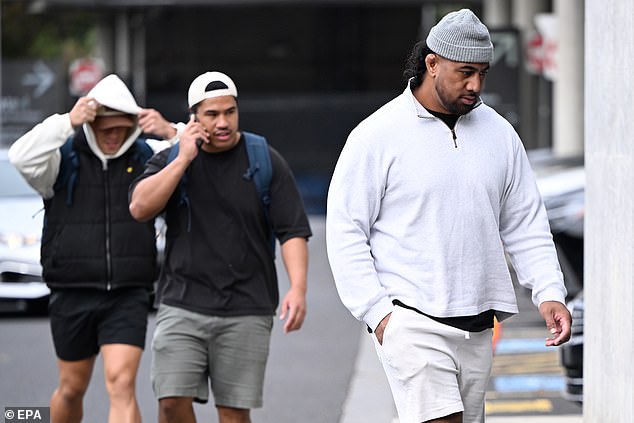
[151,304,273,409]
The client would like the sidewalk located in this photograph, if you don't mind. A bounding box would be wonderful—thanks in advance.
[340,328,583,423]
[488,417,581,422]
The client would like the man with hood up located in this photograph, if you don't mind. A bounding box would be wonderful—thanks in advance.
[9,74,176,423]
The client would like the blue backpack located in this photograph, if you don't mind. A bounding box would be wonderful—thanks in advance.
[55,136,154,206]
[166,132,275,255]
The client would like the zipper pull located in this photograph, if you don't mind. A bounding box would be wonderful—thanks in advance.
[451,128,458,148]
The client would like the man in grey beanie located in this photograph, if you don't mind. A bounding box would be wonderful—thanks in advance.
[327,9,571,423]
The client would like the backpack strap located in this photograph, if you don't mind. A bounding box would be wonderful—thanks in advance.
[54,136,79,206]
[131,138,154,168]
[242,132,275,256]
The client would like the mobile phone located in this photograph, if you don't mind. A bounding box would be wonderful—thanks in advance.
[191,113,203,149]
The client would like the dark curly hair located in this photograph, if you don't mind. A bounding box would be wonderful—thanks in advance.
[403,41,435,89]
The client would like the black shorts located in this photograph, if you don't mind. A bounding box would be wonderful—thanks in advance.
[48,288,150,361]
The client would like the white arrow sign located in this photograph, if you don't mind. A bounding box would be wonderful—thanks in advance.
[490,32,519,68]
[21,60,55,98]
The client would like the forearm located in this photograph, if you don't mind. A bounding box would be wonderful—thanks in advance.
[279,237,309,333]
[326,214,392,329]
[280,237,308,293]
[129,156,190,222]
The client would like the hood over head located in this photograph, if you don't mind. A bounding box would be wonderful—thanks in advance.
[87,74,142,115]
[82,74,142,164]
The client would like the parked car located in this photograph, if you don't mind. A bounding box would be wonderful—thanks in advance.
[530,148,584,299]
[560,290,584,403]
[529,148,585,404]
[0,149,48,313]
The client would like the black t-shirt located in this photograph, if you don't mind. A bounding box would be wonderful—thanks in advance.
[133,134,312,316]
[426,108,459,129]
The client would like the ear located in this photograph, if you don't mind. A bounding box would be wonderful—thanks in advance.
[424,53,439,76]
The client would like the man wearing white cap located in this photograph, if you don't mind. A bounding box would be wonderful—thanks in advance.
[129,71,311,423]
[326,9,571,423]
[9,74,177,423]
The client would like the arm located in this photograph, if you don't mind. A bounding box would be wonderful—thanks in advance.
[8,97,97,198]
[129,116,207,222]
[500,140,568,306]
[325,133,393,333]
[279,237,308,334]
[138,108,185,153]
[500,138,570,345]
[138,108,181,140]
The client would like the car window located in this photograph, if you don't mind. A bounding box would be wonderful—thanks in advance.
[0,160,38,197]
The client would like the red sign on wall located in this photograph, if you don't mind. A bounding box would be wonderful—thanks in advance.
[68,58,105,97]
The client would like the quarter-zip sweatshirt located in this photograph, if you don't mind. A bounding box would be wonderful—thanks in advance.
[326,85,566,332]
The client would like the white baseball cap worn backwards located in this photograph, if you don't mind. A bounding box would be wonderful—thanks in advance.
[187,71,238,108]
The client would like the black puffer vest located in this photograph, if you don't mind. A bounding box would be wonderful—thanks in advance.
[41,132,157,290]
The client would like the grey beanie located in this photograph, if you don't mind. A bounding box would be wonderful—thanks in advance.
[426,9,494,63]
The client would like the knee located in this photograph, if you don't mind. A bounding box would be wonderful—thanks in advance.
[54,382,88,404]
[105,371,136,400]
[218,406,251,423]
[159,397,192,422]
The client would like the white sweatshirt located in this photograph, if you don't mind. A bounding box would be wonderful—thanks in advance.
[8,74,174,199]
[326,86,566,331]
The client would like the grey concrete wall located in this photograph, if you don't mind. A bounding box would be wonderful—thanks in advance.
[584,1,634,422]
[554,0,584,157]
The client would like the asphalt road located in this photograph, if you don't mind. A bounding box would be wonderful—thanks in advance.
[0,217,364,423]
[0,216,582,422]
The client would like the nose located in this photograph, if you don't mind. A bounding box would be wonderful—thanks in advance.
[216,113,229,128]
[466,74,483,93]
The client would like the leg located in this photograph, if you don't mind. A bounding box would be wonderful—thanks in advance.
[217,406,251,423]
[152,306,213,423]
[209,316,273,412]
[101,344,143,423]
[158,397,196,423]
[50,356,96,423]
[374,306,465,423]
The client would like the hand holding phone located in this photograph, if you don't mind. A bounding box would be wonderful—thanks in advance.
[191,113,204,149]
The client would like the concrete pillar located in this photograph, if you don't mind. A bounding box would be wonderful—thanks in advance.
[115,11,131,82]
[1,16,3,134]
[511,0,548,149]
[131,12,146,105]
[95,19,114,74]
[553,0,584,157]
[483,0,511,28]
[584,1,634,422]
